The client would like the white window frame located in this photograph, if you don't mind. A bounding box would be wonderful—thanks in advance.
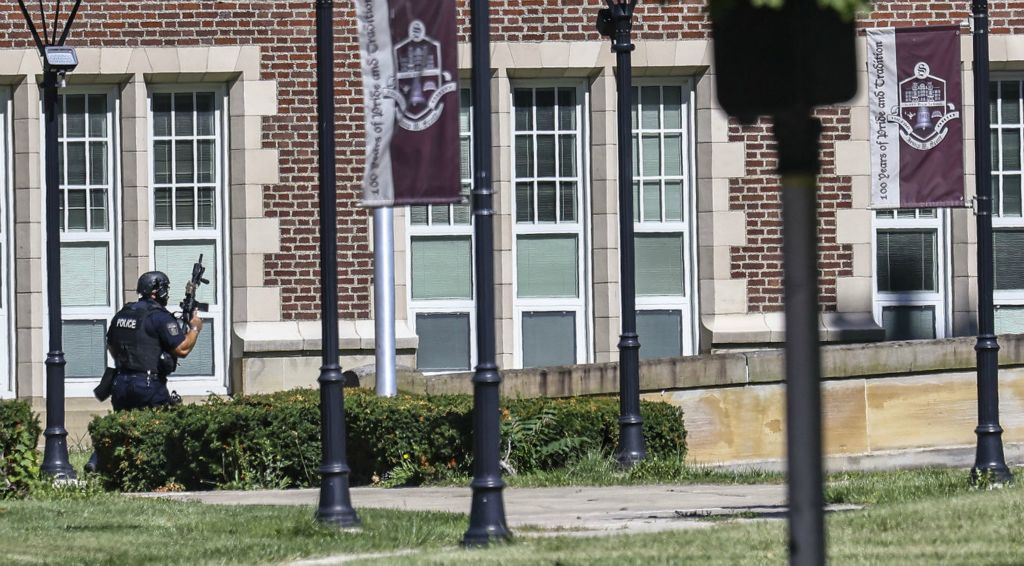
[407,88,477,374]
[40,86,123,398]
[510,81,592,368]
[872,209,950,340]
[632,78,698,358]
[990,74,1024,324]
[147,84,230,395]
[0,88,14,398]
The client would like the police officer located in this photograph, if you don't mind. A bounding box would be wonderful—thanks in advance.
[85,271,203,472]
[106,271,204,411]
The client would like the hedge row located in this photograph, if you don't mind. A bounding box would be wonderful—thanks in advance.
[1,400,41,498]
[89,388,687,492]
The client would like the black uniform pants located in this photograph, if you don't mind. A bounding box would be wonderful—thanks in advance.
[87,372,171,473]
[111,372,172,411]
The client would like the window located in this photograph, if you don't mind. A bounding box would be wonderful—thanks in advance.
[512,85,588,368]
[991,77,1024,333]
[149,88,227,389]
[873,208,947,340]
[53,90,120,387]
[631,81,695,359]
[0,88,12,397]
[408,89,474,372]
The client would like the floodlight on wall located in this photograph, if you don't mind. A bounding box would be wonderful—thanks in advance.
[44,45,78,71]
[44,46,77,86]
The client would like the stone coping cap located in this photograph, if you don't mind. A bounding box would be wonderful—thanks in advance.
[417,334,1024,398]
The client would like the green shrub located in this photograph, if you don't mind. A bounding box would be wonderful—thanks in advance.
[1,400,42,499]
[89,388,686,492]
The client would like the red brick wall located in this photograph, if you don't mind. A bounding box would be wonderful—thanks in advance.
[0,1,1016,321]
[0,0,713,322]
[0,1,374,320]
[458,0,709,43]
[728,109,853,313]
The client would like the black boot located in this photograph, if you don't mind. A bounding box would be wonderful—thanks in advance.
[85,451,98,473]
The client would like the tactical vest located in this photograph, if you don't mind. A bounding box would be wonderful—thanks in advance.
[107,301,165,373]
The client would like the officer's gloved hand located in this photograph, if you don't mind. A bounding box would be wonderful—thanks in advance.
[189,312,204,332]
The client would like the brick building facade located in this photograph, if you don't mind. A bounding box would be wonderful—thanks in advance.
[0,1,1019,414]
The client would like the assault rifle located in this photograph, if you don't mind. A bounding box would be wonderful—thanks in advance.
[179,254,210,331]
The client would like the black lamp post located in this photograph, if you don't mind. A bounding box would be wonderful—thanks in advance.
[775,111,826,565]
[970,0,1013,484]
[313,0,360,527]
[17,0,83,480]
[461,0,512,547]
[710,1,857,561]
[597,0,646,467]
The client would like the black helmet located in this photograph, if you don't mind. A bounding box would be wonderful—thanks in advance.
[137,271,171,306]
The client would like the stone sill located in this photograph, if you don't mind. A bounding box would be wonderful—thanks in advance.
[232,320,418,354]
[701,312,885,345]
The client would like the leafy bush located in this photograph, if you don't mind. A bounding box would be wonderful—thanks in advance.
[89,388,686,492]
[1,400,42,499]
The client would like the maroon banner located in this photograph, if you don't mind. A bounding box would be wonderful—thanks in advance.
[356,0,461,206]
[866,26,965,208]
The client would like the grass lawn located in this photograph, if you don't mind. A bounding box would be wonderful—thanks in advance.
[0,495,466,565]
[1,467,1021,565]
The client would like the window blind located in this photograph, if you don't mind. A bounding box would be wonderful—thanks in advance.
[61,243,109,307]
[63,320,106,378]
[882,305,935,341]
[411,236,472,300]
[415,313,470,371]
[522,311,575,368]
[154,242,217,305]
[516,235,578,298]
[635,234,684,296]
[637,310,682,360]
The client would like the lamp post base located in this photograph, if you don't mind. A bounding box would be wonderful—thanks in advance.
[314,368,360,528]
[462,483,512,548]
[615,416,646,468]
[314,508,361,529]
[972,425,1015,485]
[41,352,75,479]
[41,427,76,479]
[970,465,1015,485]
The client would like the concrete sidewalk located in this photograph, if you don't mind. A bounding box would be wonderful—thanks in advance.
[139,443,1014,536]
[146,483,828,535]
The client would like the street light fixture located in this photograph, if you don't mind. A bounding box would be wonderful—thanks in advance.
[970,0,1013,484]
[43,46,79,73]
[16,0,83,479]
[461,0,512,547]
[313,0,360,527]
[596,0,647,468]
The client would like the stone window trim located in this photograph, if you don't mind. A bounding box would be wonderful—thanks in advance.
[0,87,14,398]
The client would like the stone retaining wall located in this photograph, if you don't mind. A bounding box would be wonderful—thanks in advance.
[402,335,1024,465]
